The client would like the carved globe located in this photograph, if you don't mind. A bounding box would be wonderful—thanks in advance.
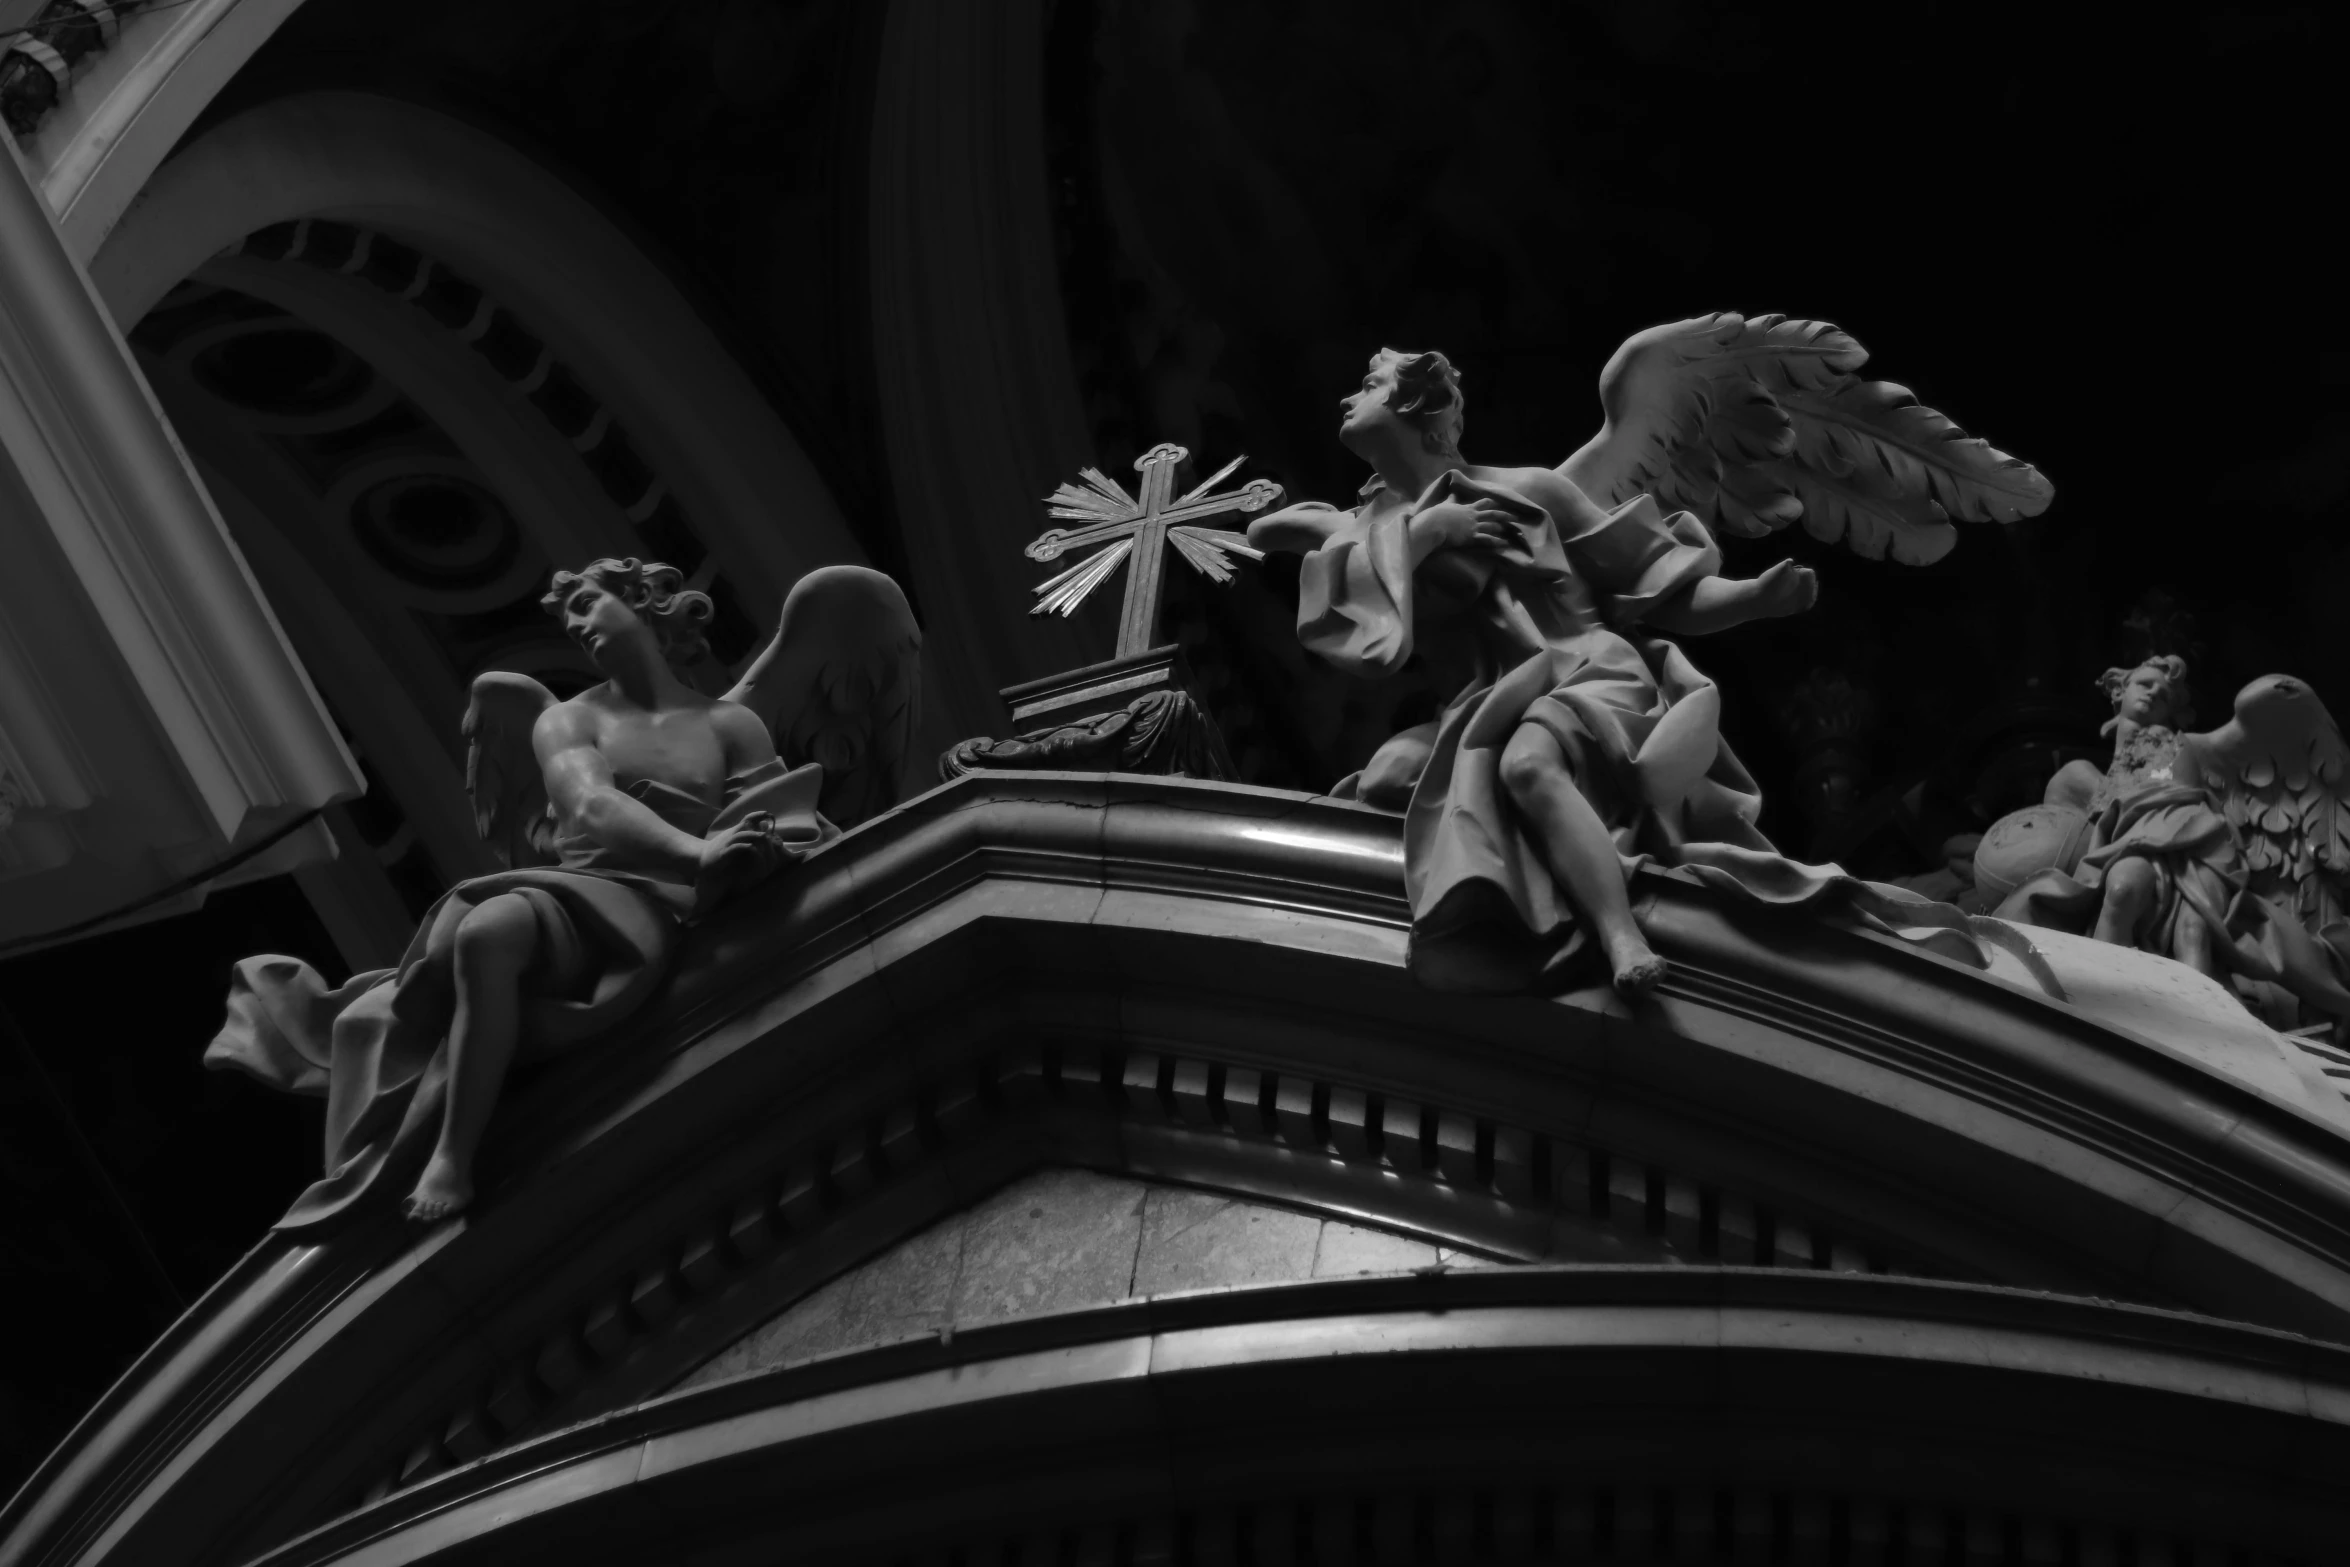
[1972,802,2094,902]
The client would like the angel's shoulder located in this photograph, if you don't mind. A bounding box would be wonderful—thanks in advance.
[1466,463,1594,516]
[707,695,772,745]
[1467,461,1555,486]
[533,690,603,746]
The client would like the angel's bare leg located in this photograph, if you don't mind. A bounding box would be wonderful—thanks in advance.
[404,893,539,1222]
[2093,858,2159,948]
[2171,904,2223,981]
[1498,723,1666,998]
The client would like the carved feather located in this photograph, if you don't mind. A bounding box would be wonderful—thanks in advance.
[463,671,559,868]
[1559,312,2053,566]
[2185,676,2350,929]
[722,566,924,829]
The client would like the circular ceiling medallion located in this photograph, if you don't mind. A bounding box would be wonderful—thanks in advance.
[348,471,540,611]
[189,323,373,420]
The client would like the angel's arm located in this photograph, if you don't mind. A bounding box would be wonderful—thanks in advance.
[534,704,709,879]
[1252,494,1512,574]
[1246,501,1349,555]
[1642,560,1819,636]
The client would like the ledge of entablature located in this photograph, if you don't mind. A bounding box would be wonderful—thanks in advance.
[543,769,2350,1315]
[236,1269,2350,1567]
[20,771,2350,1567]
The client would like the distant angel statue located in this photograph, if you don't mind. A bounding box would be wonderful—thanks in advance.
[1978,656,2209,956]
[208,559,922,1230]
[1997,669,2350,1033]
[1249,316,2053,997]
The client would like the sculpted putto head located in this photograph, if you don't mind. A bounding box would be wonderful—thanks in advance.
[1341,348,1464,459]
[542,557,714,670]
[2099,655,2192,731]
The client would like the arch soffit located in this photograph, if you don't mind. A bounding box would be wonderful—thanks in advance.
[93,90,862,614]
[189,253,642,576]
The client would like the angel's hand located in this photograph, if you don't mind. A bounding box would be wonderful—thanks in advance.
[693,815,787,913]
[1751,559,1820,619]
[1413,498,1517,553]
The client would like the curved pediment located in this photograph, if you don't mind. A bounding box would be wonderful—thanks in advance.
[13,773,2350,1567]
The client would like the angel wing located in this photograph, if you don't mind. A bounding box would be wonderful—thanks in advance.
[721,565,922,829]
[2182,675,2350,930]
[463,671,558,868]
[1558,312,2054,566]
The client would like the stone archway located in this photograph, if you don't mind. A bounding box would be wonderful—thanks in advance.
[88,92,873,967]
[95,91,862,612]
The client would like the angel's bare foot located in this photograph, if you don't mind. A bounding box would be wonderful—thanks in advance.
[1606,933,1669,999]
[1754,559,1820,618]
[401,1155,473,1223]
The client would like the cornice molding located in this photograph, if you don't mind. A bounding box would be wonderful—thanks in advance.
[0,134,356,939]
[23,0,305,261]
[253,1269,2350,1567]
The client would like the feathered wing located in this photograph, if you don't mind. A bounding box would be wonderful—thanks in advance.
[2184,676,2350,931]
[722,565,923,829]
[464,671,559,868]
[1558,312,2055,566]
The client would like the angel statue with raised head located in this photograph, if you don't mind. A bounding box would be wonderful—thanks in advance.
[207,558,922,1232]
[1247,316,2053,998]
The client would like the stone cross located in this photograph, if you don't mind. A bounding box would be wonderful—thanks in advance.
[1024,443,1283,659]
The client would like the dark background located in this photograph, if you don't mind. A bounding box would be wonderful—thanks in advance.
[2,0,2339,1499]
[1046,0,2346,843]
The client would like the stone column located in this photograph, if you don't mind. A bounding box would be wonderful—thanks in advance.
[869,0,1101,742]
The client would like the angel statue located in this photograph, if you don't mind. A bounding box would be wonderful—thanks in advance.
[207,559,922,1231]
[1994,669,2350,1034]
[1975,656,2210,954]
[1247,316,2053,997]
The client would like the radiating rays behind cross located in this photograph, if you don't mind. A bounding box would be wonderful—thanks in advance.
[1025,443,1284,659]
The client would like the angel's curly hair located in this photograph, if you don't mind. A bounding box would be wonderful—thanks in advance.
[2098,654,2193,728]
[541,557,714,669]
[1371,348,1464,457]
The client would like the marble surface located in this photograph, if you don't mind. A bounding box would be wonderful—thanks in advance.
[677,1168,1499,1392]
[2018,925,2350,1131]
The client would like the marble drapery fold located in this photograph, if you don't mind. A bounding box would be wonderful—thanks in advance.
[1290,470,2033,992]
[207,760,836,1234]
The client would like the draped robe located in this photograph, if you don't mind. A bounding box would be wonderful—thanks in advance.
[1994,733,2238,966]
[1277,467,2009,991]
[207,758,835,1234]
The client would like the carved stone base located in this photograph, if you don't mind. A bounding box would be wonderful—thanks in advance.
[940,687,1232,781]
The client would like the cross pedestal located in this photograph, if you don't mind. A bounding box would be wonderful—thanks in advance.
[940,444,1281,782]
[998,643,1190,730]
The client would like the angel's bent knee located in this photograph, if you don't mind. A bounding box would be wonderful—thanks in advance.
[453,893,538,975]
[1497,725,1561,803]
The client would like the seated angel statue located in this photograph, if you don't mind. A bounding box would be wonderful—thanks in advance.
[1251,319,2052,998]
[208,558,921,1231]
[1984,657,2217,960]
[1997,667,2350,1034]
